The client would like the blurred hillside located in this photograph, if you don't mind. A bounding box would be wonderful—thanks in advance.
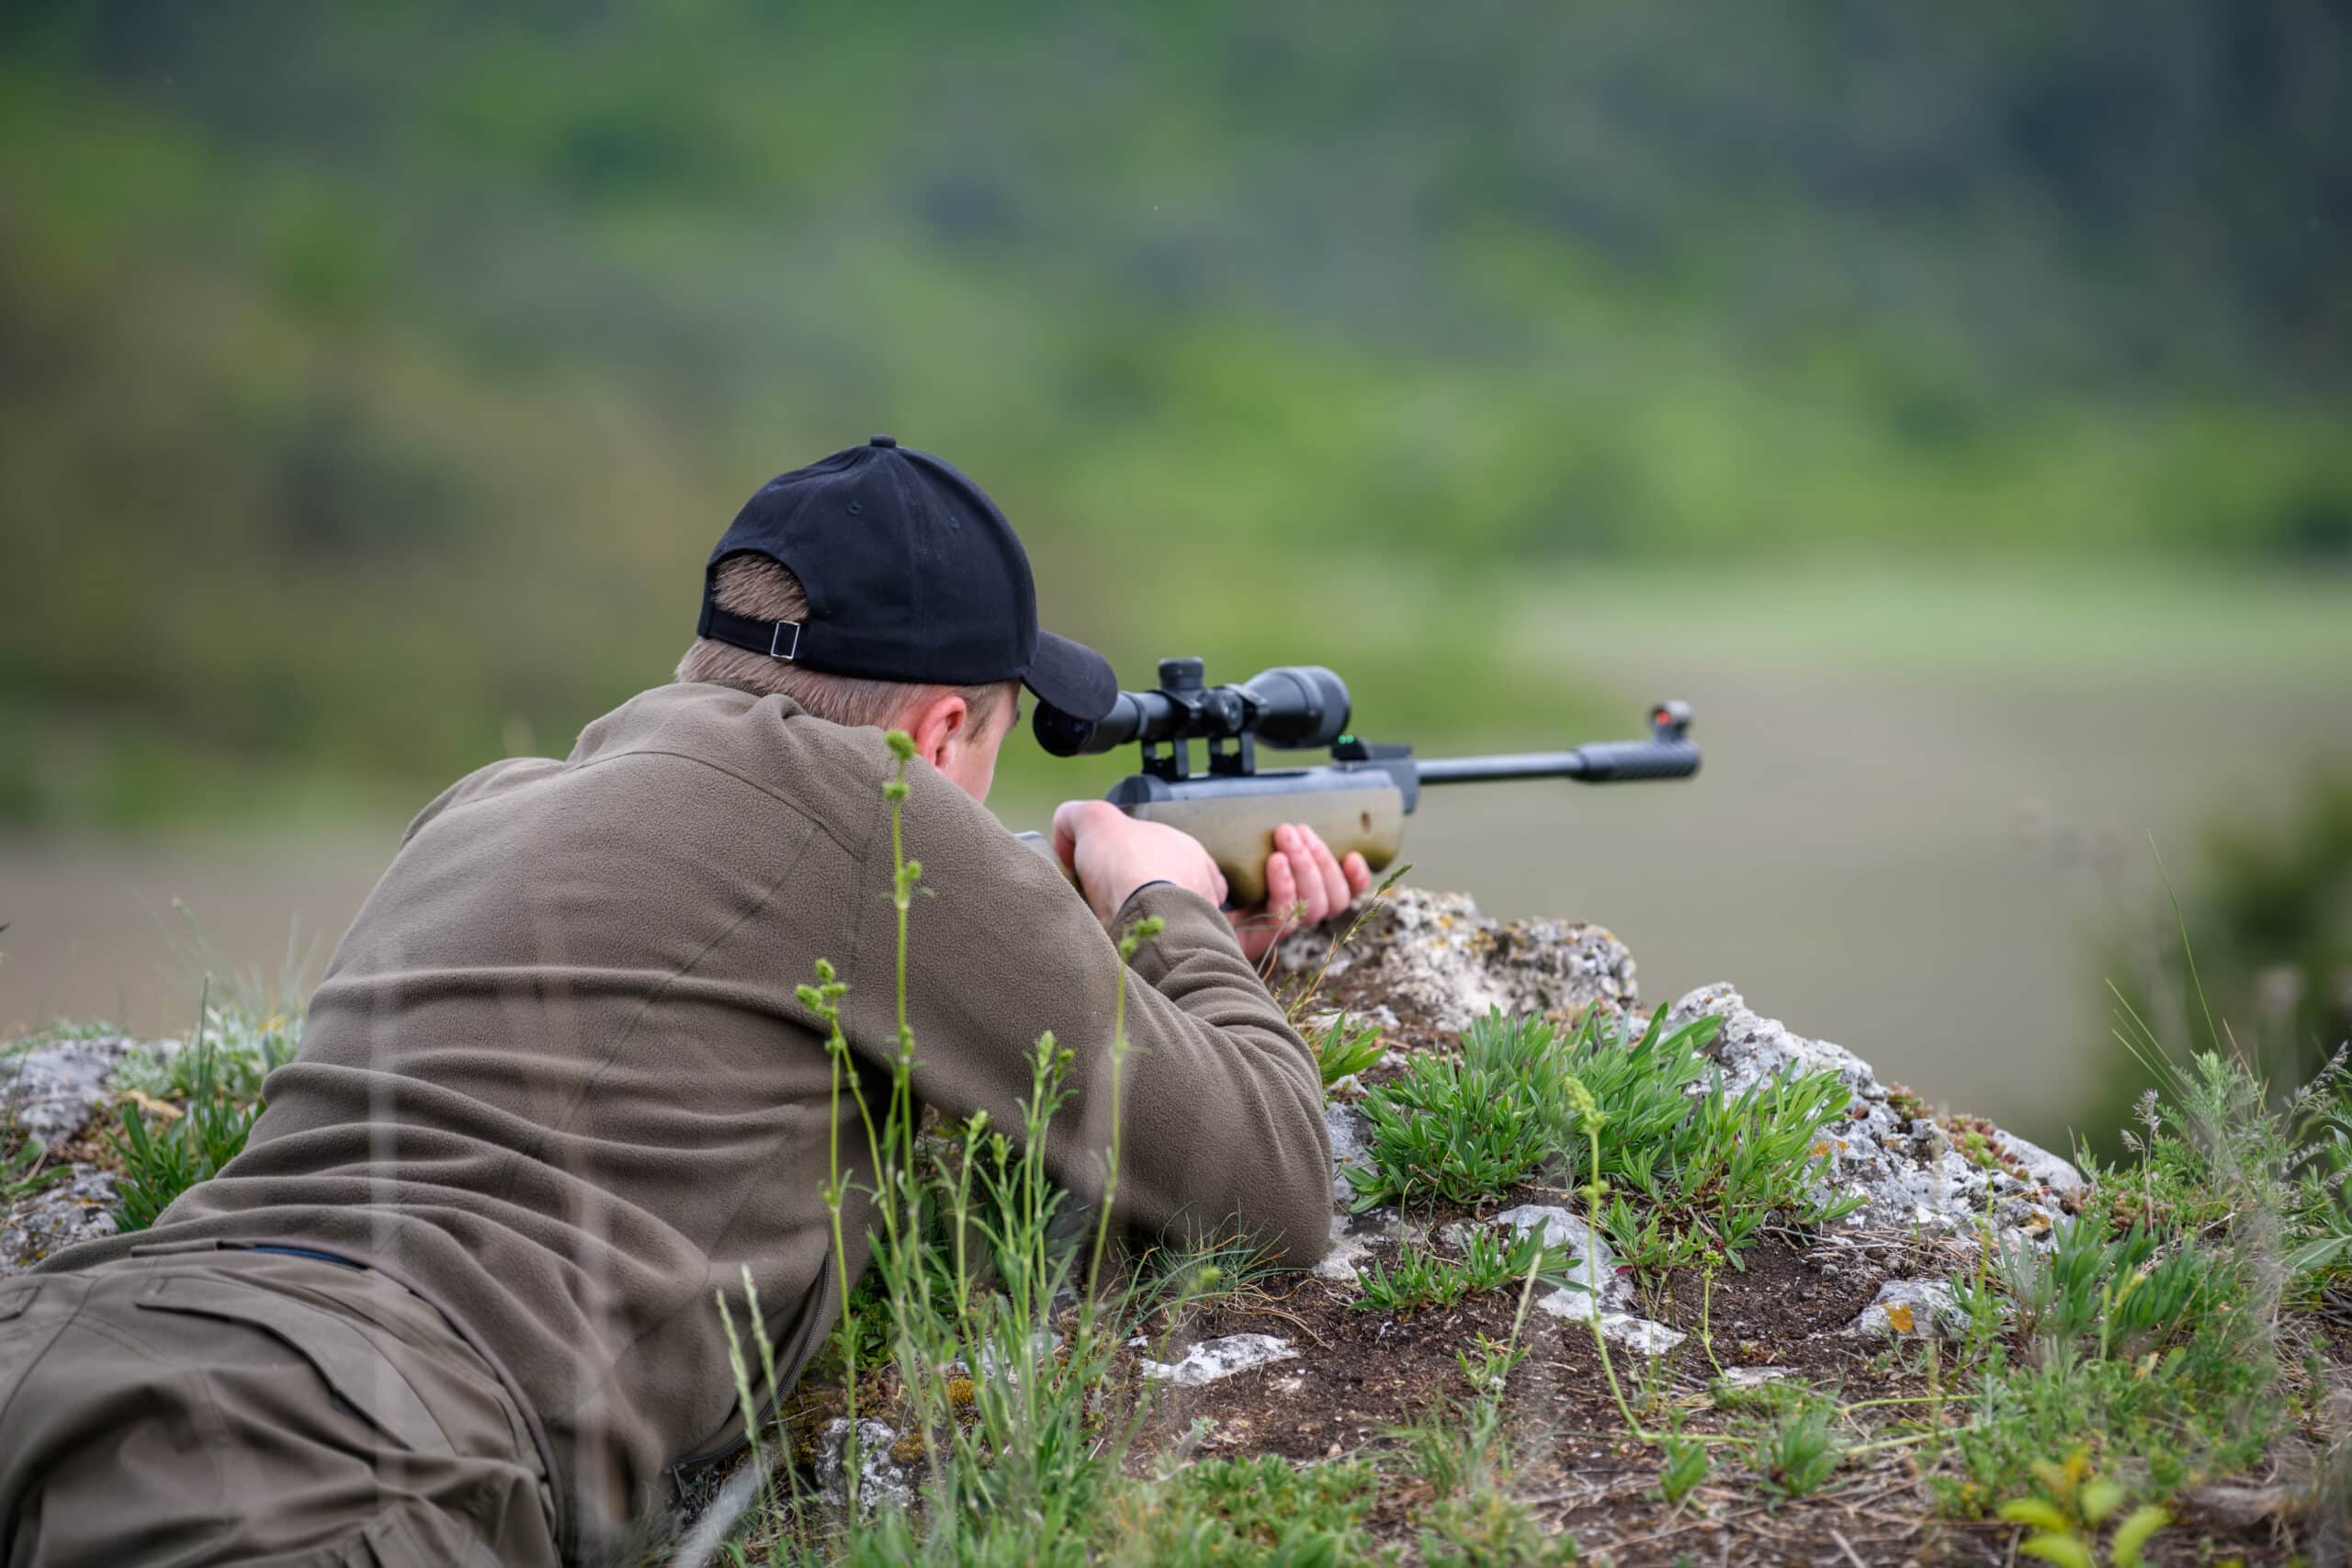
[3,0,2347,826]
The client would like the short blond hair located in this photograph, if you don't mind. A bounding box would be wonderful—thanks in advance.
[678,555,1014,731]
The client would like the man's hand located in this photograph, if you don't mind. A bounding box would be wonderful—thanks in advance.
[1230,823,1374,964]
[1052,806,1372,961]
[1053,799,1227,928]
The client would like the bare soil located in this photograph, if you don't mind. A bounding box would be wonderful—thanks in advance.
[1128,1205,2318,1566]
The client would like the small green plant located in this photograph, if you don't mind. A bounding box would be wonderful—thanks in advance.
[114,1001,300,1107]
[1308,1011,1387,1089]
[1132,1455,1390,1564]
[1657,1436,1710,1506]
[1936,988,2294,1515]
[1354,1224,1574,1314]
[1751,1401,1842,1500]
[1350,1005,1857,1271]
[1420,1489,1579,1567]
[1996,1450,2169,1568]
[1346,1010,1586,1209]
[1997,1217,2220,1361]
[105,979,266,1232]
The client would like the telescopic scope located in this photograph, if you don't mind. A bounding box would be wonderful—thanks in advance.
[1033,659,1351,758]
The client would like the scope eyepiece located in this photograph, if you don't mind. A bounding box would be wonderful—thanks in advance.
[1031,662,1351,759]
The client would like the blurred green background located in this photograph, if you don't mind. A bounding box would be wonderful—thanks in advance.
[4,1,2349,1147]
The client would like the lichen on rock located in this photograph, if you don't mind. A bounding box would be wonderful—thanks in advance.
[0,1168,119,1272]
[4,1035,140,1147]
[813,1417,915,1512]
[4,1037,136,1276]
[1275,888,1637,1037]
[1846,1278,1969,1339]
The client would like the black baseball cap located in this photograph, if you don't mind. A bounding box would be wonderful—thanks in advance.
[696,435,1119,722]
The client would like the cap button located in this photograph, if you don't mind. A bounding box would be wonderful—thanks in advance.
[868,434,897,448]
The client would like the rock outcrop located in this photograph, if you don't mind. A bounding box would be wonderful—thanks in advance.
[1235,888,2082,1376]
[1664,981,2080,1246]
[1276,888,1637,1039]
[1,1035,134,1271]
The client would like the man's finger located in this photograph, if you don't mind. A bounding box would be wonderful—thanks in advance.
[1299,826,1351,917]
[1262,840,1299,923]
[1341,852,1374,897]
[1282,838,1327,922]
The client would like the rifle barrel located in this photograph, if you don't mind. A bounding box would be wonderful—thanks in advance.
[1417,738,1702,787]
[1416,751,1597,784]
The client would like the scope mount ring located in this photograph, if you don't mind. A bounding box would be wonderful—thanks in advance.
[1140,737,1191,783]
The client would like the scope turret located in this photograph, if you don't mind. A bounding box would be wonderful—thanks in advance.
[1034,661,1351,761]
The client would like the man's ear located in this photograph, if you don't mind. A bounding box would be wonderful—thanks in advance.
[906,691,971,770]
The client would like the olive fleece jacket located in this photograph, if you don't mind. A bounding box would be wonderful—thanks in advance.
[41,682,1332,1556]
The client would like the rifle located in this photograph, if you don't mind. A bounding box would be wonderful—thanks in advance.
[1018,658,1701,906]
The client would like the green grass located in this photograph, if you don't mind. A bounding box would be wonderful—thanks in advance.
[102,976,284,1232]
[1655,1436,1710,1506]
[1926,984,2339,1519]
[1344,1010,1615,1211]
[1305,1013,1387,1089]
[0,1137,68,1206]
[1346,1006,1859,1271]
[114,1002,300,1110]
[1995,1451,2172,1568]
[1748,1401,1844,1501]
[1394,1334,1580,1568]
[1354,1224,1573,1316]
[1122,1455,1390,1566]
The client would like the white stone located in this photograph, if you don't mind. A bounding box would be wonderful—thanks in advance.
[965,1329,1059,1385]
[1313,1207,1392,1285]
[1466,1204,1632,1314]
[1995,1129,2086,1193]
[1717,1365,1793,1389]
[1324,1103,1375,1204]
[1141,1333,1299,1387]
[1599,1314,1687,1356]
[1531,1287,1682,1354]
[1846,1279,1966,1339]
[1533,1284,1601,1323]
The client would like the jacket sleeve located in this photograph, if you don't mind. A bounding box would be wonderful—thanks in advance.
[838,761,1332,1266]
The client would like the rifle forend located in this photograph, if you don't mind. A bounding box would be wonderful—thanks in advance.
[1026,660,1701,908]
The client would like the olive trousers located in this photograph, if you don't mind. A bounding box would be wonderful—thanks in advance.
[0,1248,559,1567]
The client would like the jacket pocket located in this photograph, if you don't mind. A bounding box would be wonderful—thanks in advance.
[135,1275,454,1457]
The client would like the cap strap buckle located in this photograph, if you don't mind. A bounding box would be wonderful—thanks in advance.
[768,620,803,660]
